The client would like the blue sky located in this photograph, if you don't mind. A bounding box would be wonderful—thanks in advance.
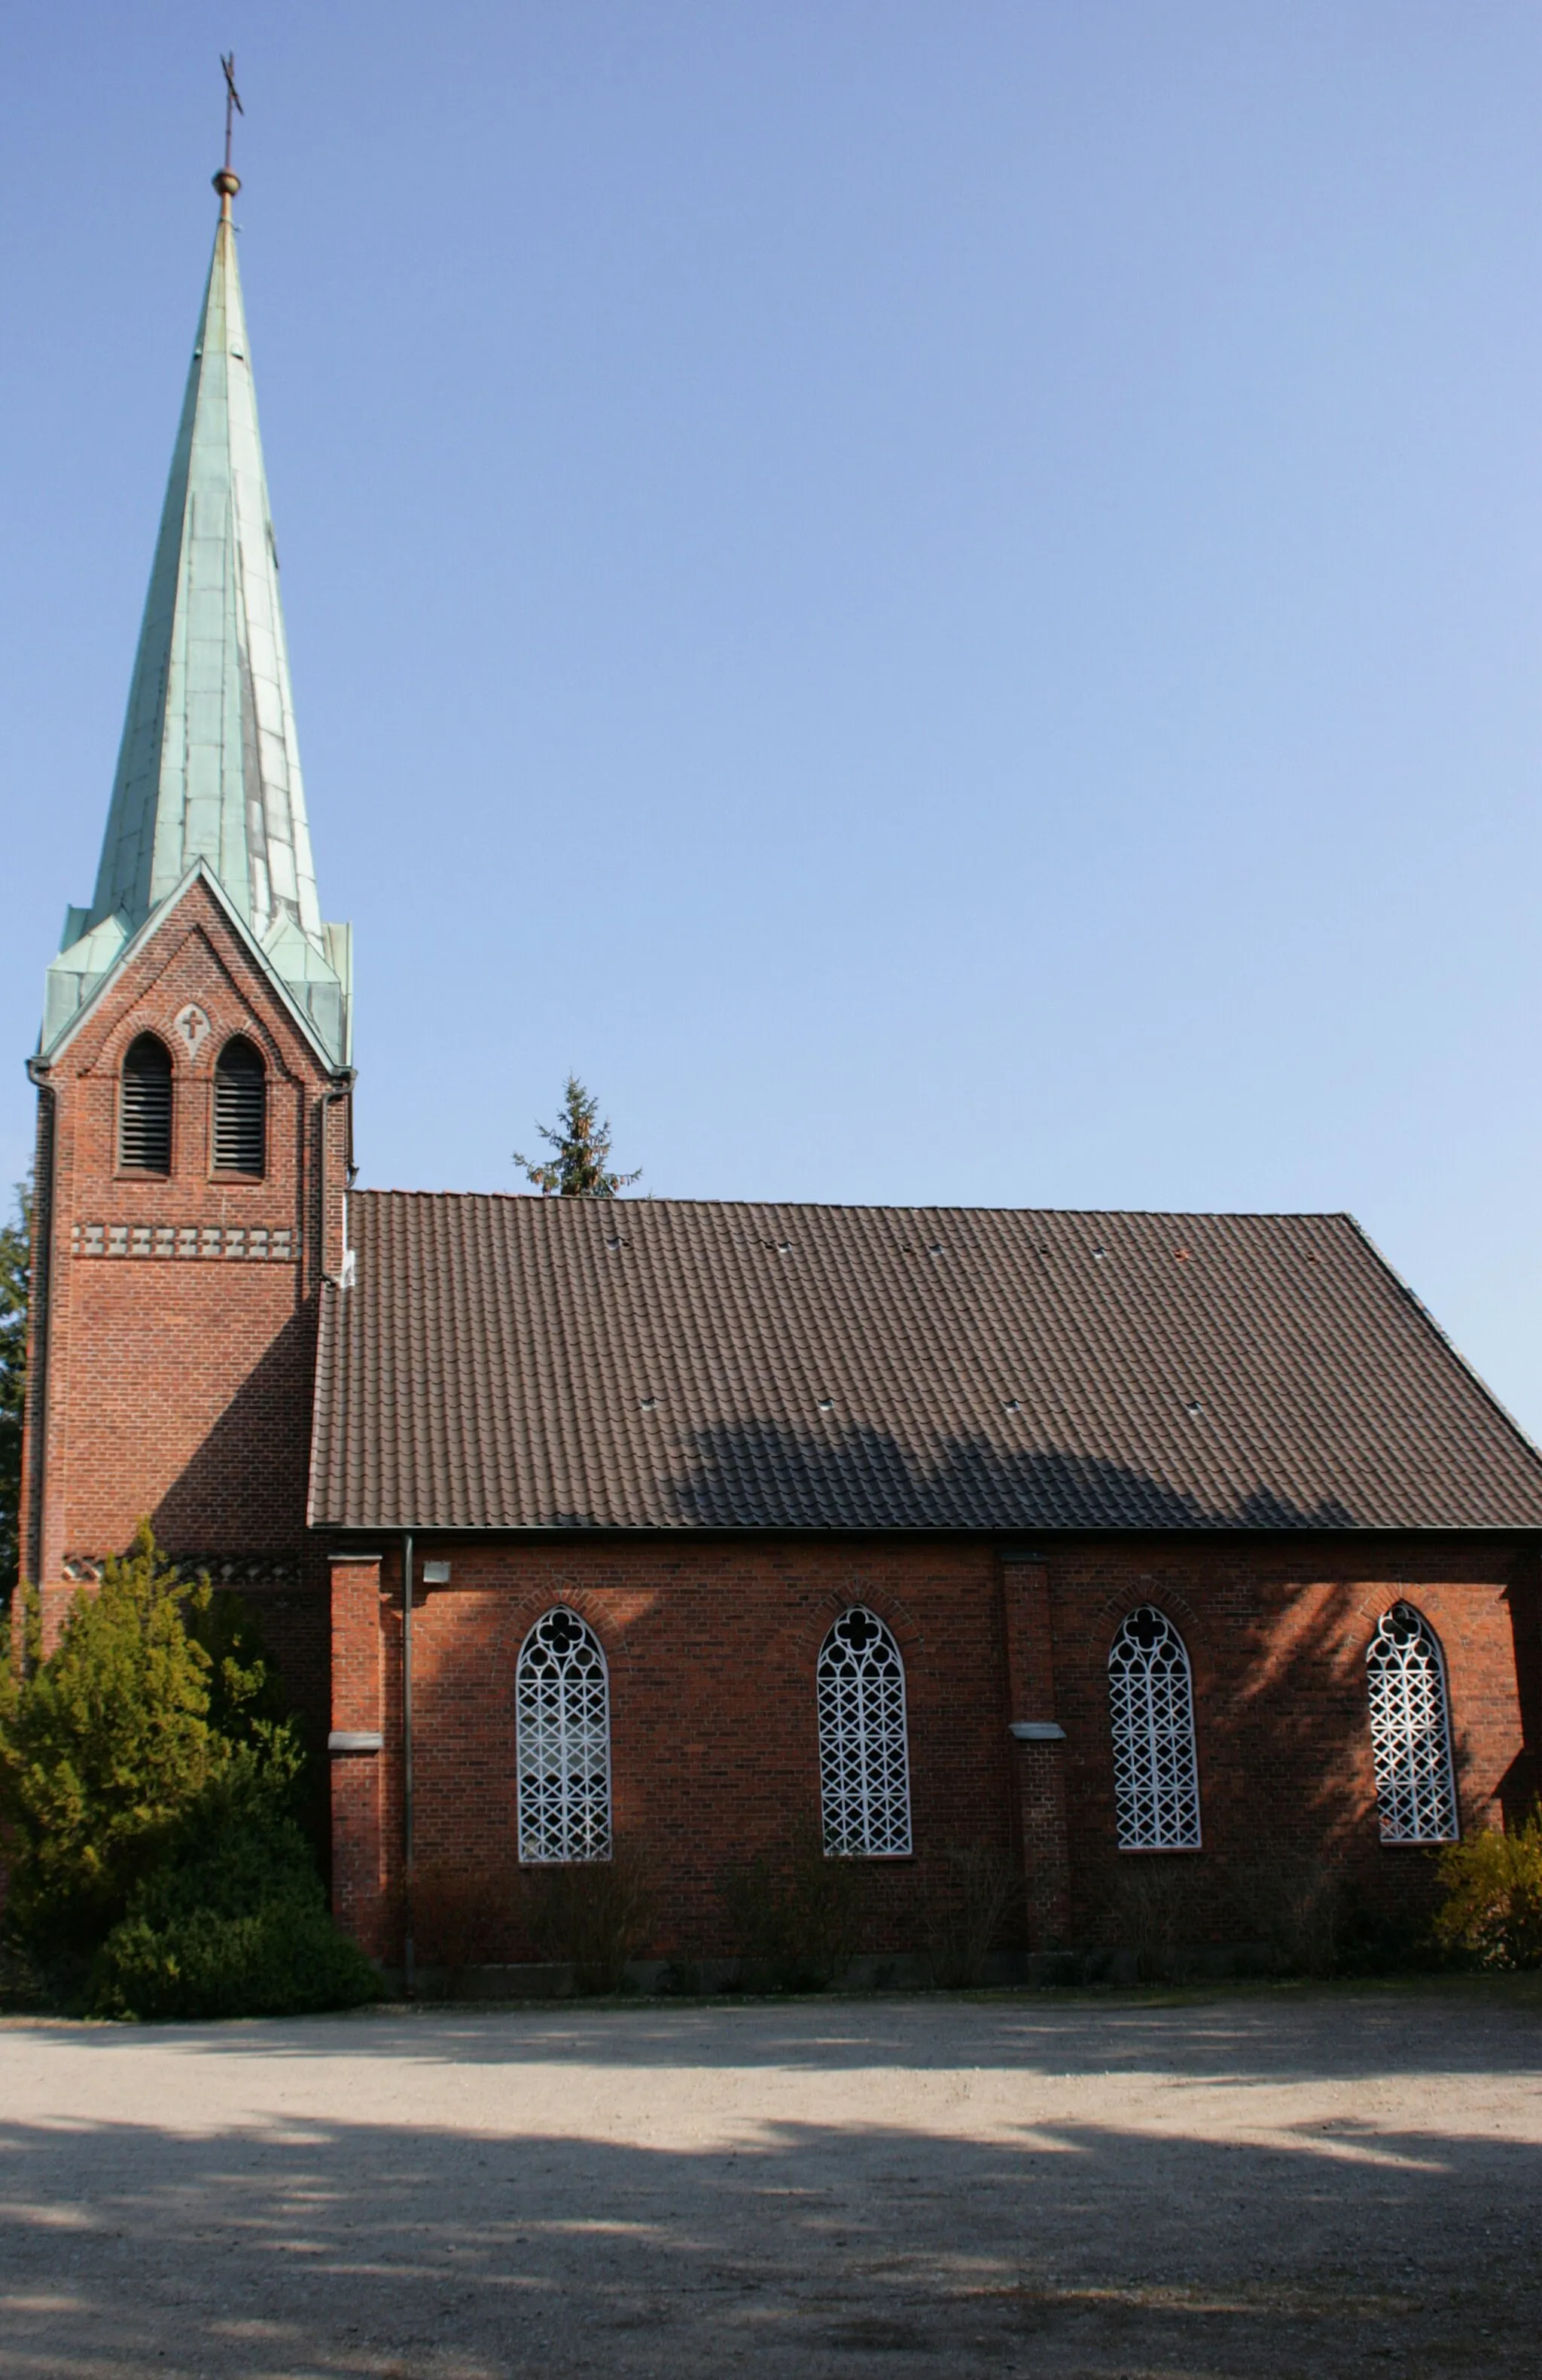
[4,5,1540,1427]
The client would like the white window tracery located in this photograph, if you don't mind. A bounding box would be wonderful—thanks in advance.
[1108,1605,1202,1850]
[817,1606,912,1857]
[515,1606,611,1863]
[1367,1603,1458,1844]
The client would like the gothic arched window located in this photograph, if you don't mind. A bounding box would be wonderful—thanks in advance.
[816,1607,912,1857]
[119,1033,173,1173]
[1367,1603,1458,1844]
[1108,1606,1202,1850]
[213,1036,267,1175]
[516,1606,611,1863]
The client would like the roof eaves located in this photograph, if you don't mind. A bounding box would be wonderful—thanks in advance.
[302,1514,1542,1541]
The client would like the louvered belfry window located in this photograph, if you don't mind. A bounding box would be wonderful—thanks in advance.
[817,1607,913,1857]
[516,1608,612,1863]
[1367,1604,1459,1844]
[118,1034,173,1173]
[213,1036,266,1175]
[1108,1606,1202,1850]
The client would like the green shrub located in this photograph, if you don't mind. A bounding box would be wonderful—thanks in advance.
[1111,1856,1203,1983]
[1228,1842,1344,1977]
[410,1845,654,1994]
[92,1739,378,2018]
[413,1858,527,1972]
[1332,1903,1437,1978]
[721,1820,863,1991]
[1433,1809,1542,1971]
[1,1524,376,2018]
[93,1900,374,2021]
[922,1844,1022,1989]
[527,1837,653,1994]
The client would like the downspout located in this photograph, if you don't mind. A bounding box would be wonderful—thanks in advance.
[318,1076,355,1289]
[402,1530,415,1998]
[21,1060,56,1598]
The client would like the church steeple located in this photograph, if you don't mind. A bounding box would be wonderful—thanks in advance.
[91,167,322,947]
[44,165,350,1063]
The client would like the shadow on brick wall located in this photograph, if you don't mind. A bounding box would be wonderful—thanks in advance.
[151,1301,318,1557]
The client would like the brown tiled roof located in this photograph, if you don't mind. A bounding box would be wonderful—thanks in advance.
[307,1193,1542,1535]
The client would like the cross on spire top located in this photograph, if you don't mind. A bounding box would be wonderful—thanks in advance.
[215,53,244,212]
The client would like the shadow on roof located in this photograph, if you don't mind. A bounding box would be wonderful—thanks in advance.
[664,1417,1359,1533]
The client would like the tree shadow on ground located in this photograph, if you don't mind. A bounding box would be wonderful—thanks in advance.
[2,1995,1539,2378]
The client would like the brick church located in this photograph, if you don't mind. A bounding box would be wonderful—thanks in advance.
[21,170,1542,1976]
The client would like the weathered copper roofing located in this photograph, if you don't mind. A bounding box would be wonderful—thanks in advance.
[44,180,350,1062]
[309,1192,1542,1534]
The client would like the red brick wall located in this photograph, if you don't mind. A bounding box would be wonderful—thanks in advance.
[1045,1538,1532,1944]
[1001,1555,1071,1945]
[328,1553,389,1955]
[331,1531,1538,1966]
[21,877,349,1634]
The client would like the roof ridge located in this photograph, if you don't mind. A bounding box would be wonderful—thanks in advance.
[349,1188,1355,1224]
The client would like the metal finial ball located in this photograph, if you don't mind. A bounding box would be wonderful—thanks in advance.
[213,169,241,200]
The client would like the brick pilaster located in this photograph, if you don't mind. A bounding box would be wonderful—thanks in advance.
[1001,1549,1071,1949]
[329,1550,388,1960]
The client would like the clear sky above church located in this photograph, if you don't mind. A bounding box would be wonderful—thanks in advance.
[3,3,1540,1432]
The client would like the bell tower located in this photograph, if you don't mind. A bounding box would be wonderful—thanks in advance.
[20,163,354,1637]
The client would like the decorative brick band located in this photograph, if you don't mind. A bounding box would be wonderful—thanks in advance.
[60,1552,303,1588]
[59,1554,108,1583]
[71,1222,295,1262]
[183,1555,306,1590]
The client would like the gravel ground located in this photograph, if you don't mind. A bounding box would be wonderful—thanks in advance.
[1,1980,1539,2379]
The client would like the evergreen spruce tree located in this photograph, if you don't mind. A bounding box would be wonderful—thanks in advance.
[515,1075,641,1198]
[0,1178,29,1598]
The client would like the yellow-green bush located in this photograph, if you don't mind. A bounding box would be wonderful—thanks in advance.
[1433,1809,1542,1970]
